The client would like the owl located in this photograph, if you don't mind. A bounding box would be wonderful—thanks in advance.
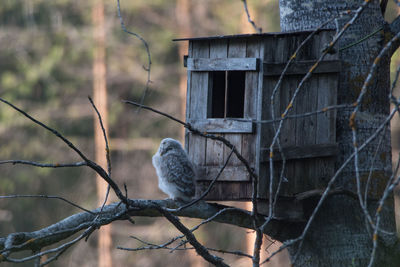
[152,138,196,202]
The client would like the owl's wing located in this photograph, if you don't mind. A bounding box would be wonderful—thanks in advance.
[161,152,195,196]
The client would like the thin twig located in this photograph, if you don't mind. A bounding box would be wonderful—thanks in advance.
[0,195,94,214]
[88,96,111,177]
[241,0,262,33]
[119,208,236,253]
[88,96,112,211]
[116,0,152,108]
[0,160,87,168]
[155,205,230,267]
[121,235,252,258]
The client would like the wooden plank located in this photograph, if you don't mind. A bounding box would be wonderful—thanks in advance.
[189,119,254,133]
[297,76,318,146]
[224,39,247,166]
[228,39,247,58]
[313,32,339,189]
[294,78,309,146]
[206,39,228,167]
[242,38,260,173]
[205,138,224,166]
[241,133,255,166]
[257,80,270,197]
[190,41,209,120]
[264,35,284,62]
[187,58,260,71]
[188,41,209,167]
[258,36,281,199]
[263,60,341,76]
[260,143,339,162]
[185,42,193,153]
[293,33,311,60]
[222,134,242,166]
[196,165,251,181]
[254,37,267,199]
[244,40,259,119]
[294,68,317,193]
[277,76,297,197]
[316,75,337,144]
[195,181,252,200]
[279,77,297,148]
[305,35,321,190]
[281,37,298,197]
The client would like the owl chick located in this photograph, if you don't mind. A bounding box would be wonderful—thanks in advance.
[152,138,196,202]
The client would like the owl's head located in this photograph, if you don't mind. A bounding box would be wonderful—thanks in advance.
[158,138,183,155]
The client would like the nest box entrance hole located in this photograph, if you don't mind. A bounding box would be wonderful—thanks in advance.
[208,70,246,119]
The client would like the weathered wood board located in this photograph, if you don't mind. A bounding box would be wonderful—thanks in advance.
[183,30,340,204]
[187,57,259,71]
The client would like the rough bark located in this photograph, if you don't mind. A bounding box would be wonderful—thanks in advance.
[0,200,303,257]
[279,0,399,266]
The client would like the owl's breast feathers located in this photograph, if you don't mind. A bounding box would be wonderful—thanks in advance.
[161,151,195,197]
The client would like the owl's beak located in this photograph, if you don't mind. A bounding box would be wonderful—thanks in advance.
[159,146,166,156]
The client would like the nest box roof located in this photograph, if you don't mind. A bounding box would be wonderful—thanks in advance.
[172,29,331,41]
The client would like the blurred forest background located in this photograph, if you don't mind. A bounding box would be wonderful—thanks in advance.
[0,1,399,266]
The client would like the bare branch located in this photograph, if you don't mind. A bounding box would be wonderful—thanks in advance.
[120,208,236,253]
[88,96,111,177]
[120,235,252,258]
[155,205,230,267]
[241,0,262,33]
[0,195,94,214]
[88,96,112,211]
[0,160,87,168]
[116,0,152,107]
[0,97,128,206]
[0,200,300,261]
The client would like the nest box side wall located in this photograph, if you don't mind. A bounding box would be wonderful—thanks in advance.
[258,31,340,202]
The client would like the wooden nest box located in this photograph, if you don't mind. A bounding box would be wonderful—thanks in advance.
[175,30,341,220]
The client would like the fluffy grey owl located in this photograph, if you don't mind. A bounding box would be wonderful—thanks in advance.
[152,138,196,201]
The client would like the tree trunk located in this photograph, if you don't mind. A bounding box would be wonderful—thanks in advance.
[92,1,112,267]
[278,0,398,266]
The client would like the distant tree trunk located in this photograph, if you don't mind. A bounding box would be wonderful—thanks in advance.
[279,0,398,266]
[176,0,191,142]
[92,1,112,267]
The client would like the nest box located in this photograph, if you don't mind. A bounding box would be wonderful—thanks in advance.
[175,30,341,219]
